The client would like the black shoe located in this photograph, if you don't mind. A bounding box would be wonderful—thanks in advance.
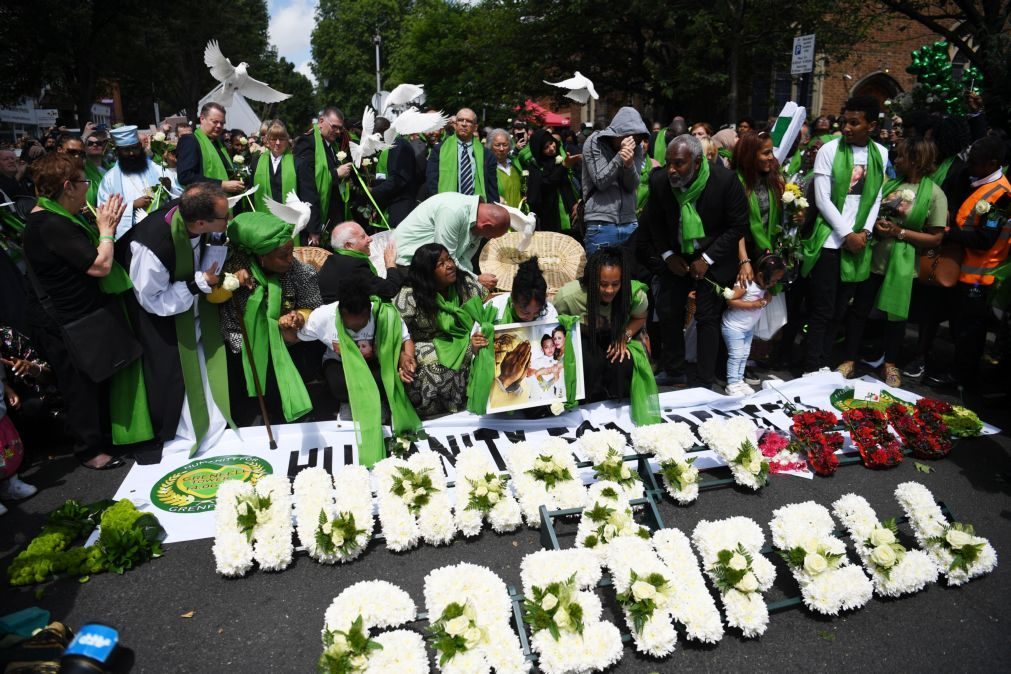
[924,372,957,388]
[743,369,761,386]
[902,357,925,378]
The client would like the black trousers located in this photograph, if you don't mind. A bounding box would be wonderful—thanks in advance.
[225,342,322,426]
[580,330,634,403]
[952,282,990,385]
[802,249,857,372]
[322,358,384,407]
[843,273,904,364]
[656,269,725,385]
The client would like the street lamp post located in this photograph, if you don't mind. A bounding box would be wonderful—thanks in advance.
[373,31,382,100]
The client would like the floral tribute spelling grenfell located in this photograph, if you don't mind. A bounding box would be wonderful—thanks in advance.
[769,501,873,615]
[374,453,456,551]
[692,517,777,638]
[698,417,770,490]
[790,410,841,476]
[293,467,374,564]
[894,482,997,586]
[605,536,679,657]
[423,563,529,673]
[886,399,953,460]
[520,549,623,674]
[213,475,292,577]
[842,408,904,469]
[453,447,523,537]
[319,580,427,673]
[577,429,644,500]
[631,422,701,504]
[832,493,938,598]
[504,437,587,526]
[576,481,651,560]
[651,529,725,644]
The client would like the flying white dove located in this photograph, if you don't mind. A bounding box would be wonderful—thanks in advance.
[381,83,425,115]
[227,184,259,209]
[351,106,392,167]
[543,71,599,104]
[204,40,291,105]
[265,190,312,239]
[384,107,449,145]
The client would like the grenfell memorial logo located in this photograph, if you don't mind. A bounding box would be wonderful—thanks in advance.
[151,455,272,513]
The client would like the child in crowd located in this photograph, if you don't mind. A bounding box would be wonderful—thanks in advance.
[722,253,787,396]
[529,333,564,396]
[1,367,37,515]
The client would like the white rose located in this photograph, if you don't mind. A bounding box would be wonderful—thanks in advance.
[414,487,427,496]
[444,615,470,637]
[549,401,565,415]
[803,552,828,575]
[321,521,332,535]
[255,508,270,524]
[870,544,897,568]
[398,437,411,449]
[540,593,558,611]
[884,99,892,107]
[555,155,564,165]
[464,626,483,648]
[521,170,530,177]
[221,273,241,292]
[349,654,368,671]
[974,200,991,215]
[682,465,699,483]
[153,131,166,142]
[630,580,657,602]
[727,553,748,571]
[722,287,736,300]
[329,634,348,653]
[463,604,476,621]
[554,607,571,628]
[361,157,372,166]
[747,457,762,474]
[475,485,488,497]
[900,189,916,202]
[336,151,348,161]
[619,465,631,480]
[735,572,759,593]
[868,527,896,547]
[402,491,415,504]
[239,136,248,145]
[232,154,245,164]
[781,190,796,204]
[331,532,344,547]
[945,528,974,549]
[796,197,810,209]
[603,524,618,539]
[487,491,500,504]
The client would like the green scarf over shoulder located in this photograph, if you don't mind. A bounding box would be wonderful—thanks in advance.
[628,280,661,426]
[497,159,523,208]
[673,157,710,254]
[432,285,485,370]
[875,177,933,321]
[438,135,486,198]
[252,151,296,213]
[83,161,104,208]
[738,173,782,252]
[192,128,232,181]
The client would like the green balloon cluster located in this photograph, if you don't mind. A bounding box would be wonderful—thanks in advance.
[905,40,983,114]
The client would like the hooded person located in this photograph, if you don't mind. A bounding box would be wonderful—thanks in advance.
[580,106,649,255]
[527,129,579,233]
[710,128,738,168]
[97,125,180,238]
[222,211,322,425]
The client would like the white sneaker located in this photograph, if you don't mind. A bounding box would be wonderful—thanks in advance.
[0,475,38,501]
[725,382,752,396]
[802,367,831,377]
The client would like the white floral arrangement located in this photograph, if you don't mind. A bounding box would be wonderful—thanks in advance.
[577,429,644,501]
[605,536,678,657]
[575,481,651,561]
[453,447,523,537]
[651,528,724,644]
[374,453,456,551]
[293,466,373,564]
[691,517,776,638]
[894,481,997,586]
[698,417,769,490]
[631,422,701,504]
[519,549,623,674]
[319,580,426,673]
[769,501,873,615]
[503,438,587,527]
[423,563,529,673]
[831,493,938,597]
[212,475,293,577]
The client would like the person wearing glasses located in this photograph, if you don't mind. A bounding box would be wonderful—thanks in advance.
[426,107,499,204]
[294,106,353,247]
[176,102,246,196]
[250,119,299,214]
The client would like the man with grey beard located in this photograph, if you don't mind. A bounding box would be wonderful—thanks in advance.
[97,125,180,238]
[639,134,748,390]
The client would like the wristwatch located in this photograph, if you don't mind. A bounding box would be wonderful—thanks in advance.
[897,228,906,241]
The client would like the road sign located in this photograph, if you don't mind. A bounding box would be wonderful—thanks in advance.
[791,34,816,75]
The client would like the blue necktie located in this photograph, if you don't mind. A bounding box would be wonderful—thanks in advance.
[459,142,474,196]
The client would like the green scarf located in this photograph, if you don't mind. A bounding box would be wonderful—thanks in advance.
[252,151,296,213]
[717,147,734,161]
[739,173,782,252]
[36,197,154,445]
[557,314,580,410]
[628,280,661,426]
[673,158,711,254]
[227,213,312,422]
[170,209,235,456]
[928,156,955,186]
[336,299,421,467]
[637,128,667,212]
[800,140,884,282]
[0,207,23,235]
[334,247,377,274]
[432,285,484,370]
[497,159,523,208]
[437,135,486,198]
[193,128,232,181]
[875,177,933,321]
[464,301,500,415]
[83,161,104,208]
[312,124,350,229]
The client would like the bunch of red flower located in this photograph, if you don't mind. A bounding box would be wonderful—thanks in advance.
[843,408,904,469]
[791,411,841,476]
[886,400,953,460]
[758,430,808,474]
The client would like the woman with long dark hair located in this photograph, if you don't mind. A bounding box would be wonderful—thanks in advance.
[732,131,786,285]
[393,242,487,416]
[527,129,578,234]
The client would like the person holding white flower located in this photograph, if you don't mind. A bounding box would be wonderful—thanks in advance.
[97,125,180,238]
[294,107,353,246]
[837,137,946,387]
[722,253,787,395]
[527,129,579,233]
[176,102,245,195]
[730,131,788,284]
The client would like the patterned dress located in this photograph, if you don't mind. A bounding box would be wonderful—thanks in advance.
[394,276,486,417]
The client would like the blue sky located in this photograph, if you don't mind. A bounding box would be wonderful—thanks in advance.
[267,0,318,86]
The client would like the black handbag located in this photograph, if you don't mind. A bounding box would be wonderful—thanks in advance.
[24,260,142,383]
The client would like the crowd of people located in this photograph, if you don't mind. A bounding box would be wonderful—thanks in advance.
[0,89,1009,513]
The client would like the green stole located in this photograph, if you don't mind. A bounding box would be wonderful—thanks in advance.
[311,124,349,228]
[739,173,782,252]
[336,299,421,467]
[437,135,486,198]
[637,128,668,211]
[239,258,312,423]
[627,280,661,426]
[928,156,954,186]
[875,177,933,321]
[432,285,485,370]
[497,160,523,208]
[169,210,235,456]
[376,148,390,176]
[800,140,884,282]
[673,158,711,254]
[334,247,377,274]
[192,129,232,181]
[252,152,296,213]
[717,148,733,162]
[35,198,153,445]
[0,206,25,234]
[83,161,104,208]
[464,300,499,415]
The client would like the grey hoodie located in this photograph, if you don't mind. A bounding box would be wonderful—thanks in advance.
[580,106,648,225]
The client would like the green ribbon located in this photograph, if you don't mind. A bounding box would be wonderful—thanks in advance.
[193,128,232,181]
[637,128,667,212]
[928,156,954,186]
[350,164,390,230]
[312,123,334,227]
[556,314,580,409]
[437,135,486,198]
[875,178,933,321]
[334,247,377,274]
[464,301,500,415]
[170,209,235,456]
[739,173,782,252]
[432,286,484,370]
[628,280,660,426]
[252,151,296,213]
[336,298,421,467]
[83,161,104,208]
[800,140,884,282]
[673,157,711,254]
[0,205,25,234]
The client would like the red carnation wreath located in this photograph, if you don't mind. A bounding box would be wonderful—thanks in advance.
[790,411,841,476]
[842,408,904,469]
[887,398,953,460]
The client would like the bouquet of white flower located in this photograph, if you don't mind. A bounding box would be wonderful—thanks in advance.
[698,417,770,490]
[504,437,586,526]
[651,528,724,644]
[212,475,293,576]
[453,447,523,537]
[374,453,456,551]
[575,481,651,560]
[577,429,644,501]
[293,466,374,564]
[605,536,679,657]
[631,422,701,504]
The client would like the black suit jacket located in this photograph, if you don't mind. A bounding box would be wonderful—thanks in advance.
[316,252,406,304]
[371,137,423,227]
[640,160,748,285]
[426,138,499,203]
[293,132,345,236]
[251,153,299,203]
[176,133,230,187]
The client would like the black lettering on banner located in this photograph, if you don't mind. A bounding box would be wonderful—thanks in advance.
[472,428,507,471]
[344,445,354,466]
[573,420,599,438]
[288,446,334,479]
[663,413,701,436]
[546,427,570,437]
[461,433,473,448]
[691,409,715,423]
[426,434,459,471]
[503,430,526,444]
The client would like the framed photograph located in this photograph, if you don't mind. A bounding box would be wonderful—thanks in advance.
[486,318,584,414]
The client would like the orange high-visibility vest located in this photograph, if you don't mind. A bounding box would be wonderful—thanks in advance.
[957,175,1011,285]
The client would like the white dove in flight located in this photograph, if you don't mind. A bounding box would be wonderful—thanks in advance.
[382,83,425,115]
[204,40,291,105]
[265,190,313,239]
[350,106,393,167]
[384,107,448,145]
[543,71,599,104]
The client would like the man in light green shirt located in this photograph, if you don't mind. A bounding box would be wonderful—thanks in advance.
[393,192,510,290]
